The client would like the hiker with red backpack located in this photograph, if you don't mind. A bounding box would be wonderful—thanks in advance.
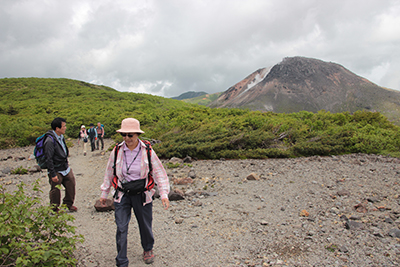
[100,118,170,266]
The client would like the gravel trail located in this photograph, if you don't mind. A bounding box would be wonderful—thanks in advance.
[1,139,400,266]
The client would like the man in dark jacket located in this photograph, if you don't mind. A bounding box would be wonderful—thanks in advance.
[44,117,77,212]
[87,123,97,152]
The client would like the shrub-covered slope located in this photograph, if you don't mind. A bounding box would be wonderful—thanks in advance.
[1,77,400,159]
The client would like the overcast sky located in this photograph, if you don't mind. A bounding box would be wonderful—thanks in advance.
[1,0,399,98]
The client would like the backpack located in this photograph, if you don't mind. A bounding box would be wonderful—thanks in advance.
[34,133,55,169]
[111,140,155,198]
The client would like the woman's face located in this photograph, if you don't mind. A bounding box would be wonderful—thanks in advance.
[121,132,139,147]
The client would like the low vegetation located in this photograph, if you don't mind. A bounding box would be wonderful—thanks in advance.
[1,77,400,159]
[0,181,83,266]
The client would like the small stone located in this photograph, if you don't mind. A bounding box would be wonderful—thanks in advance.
[188,170,196,178]
[384,217,394,224]
[349,215,361,220]
[193,200,202,207]
[246,172,260,181]
[388,228,400,238]
[354,202,368,213]
[345,221,363,230]
[175,218,184,224]
[337,190,350,197]
[183,156,193,163]
[299,210,309,217]
[184,189,196,197]
[367,197,379,203]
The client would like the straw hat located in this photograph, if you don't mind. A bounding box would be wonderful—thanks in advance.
[116,118,144,134]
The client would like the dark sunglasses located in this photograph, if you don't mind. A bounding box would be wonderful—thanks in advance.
[120,133,135,138]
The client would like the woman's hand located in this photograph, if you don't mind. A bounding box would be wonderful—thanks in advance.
[100,198,107,206]
[161,198,170,210]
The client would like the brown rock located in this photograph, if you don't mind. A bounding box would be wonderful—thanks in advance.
[246,172,260,181]
[94,199,115,212]
[354,201,368,213]
[175,218,184,224]
[169,189,185,201]
[299,210,309,217]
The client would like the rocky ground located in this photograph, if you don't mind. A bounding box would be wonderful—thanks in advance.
[1,138,400,266]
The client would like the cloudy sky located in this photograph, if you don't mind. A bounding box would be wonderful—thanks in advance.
[1,0,399,98]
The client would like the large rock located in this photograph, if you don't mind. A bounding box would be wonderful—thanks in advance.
[169,157,183,164]
[169,189,185,201]
[94,199,115,212]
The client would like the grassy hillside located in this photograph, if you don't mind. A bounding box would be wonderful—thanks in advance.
[1,77,400,159]
[171,91,208,100]
[0,78,189,147]
[182,92,222,106]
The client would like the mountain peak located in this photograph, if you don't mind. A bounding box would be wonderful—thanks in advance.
[210,56,400,122]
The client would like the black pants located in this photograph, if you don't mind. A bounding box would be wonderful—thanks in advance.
[90,138,96,151]
[114,194,153,267]
[96,136,104,150]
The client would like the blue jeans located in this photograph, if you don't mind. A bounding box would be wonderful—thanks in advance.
[114,194,154,267]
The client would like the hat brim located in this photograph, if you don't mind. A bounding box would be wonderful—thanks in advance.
[116,129,145,134]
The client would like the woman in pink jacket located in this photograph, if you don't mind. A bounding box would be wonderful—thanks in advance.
[78,125,88,156]
[100,118,170,266]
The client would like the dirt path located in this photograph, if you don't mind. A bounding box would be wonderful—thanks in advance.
[2,139,400,266]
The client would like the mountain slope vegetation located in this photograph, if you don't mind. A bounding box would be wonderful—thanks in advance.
[171,91,208,100]
[1,77,400,159]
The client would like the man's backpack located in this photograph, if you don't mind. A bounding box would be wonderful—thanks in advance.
[34,133,55,169]
[111,140,155,197]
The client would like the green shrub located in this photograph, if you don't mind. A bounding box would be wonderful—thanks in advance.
[11,166,28,175]
[0,181,84,266]
[165,162,181,168]
[2,77,400,159]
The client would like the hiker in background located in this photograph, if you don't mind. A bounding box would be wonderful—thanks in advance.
[45,117,77,212]
[78,125,88,156]
[96,122,104,150]
[100,118,170,266]
[87,123,97,152]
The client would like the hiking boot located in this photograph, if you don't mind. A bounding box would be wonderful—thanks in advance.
[143,250,154,264]
[68,206,78,212]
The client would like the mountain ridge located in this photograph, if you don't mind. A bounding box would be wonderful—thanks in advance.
[207,56,400,124]
[171,91,208,100]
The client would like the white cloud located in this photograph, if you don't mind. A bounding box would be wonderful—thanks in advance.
[1,0,400,96]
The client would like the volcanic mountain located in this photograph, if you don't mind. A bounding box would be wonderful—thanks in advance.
[209,57,400,122]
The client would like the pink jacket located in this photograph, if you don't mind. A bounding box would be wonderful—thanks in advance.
[100,140,170,204]
[80,129,87,139]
